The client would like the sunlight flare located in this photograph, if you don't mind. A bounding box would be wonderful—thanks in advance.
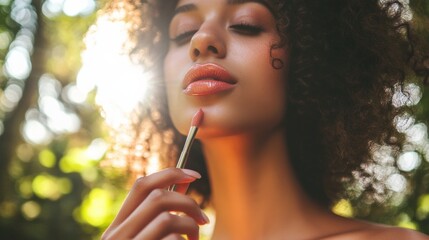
[80,13,152,128]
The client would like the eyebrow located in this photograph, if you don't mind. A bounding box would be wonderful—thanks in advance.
[173,0,273,18]
[227,0,268,5]
[173,4,197,16]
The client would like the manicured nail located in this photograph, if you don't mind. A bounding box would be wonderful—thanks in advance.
[201,210,210,224]
[181,169,201,179]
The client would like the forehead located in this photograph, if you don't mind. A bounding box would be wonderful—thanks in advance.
[158,0,276,28]
[172,0,275,16]
[174,0,272,8]
[228,0,270,4]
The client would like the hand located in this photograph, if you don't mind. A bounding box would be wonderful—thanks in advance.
[101,168,210,240]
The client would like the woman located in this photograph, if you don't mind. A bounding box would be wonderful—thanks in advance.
[100,0,429,239]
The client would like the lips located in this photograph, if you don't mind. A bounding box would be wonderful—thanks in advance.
[183,63,237,96]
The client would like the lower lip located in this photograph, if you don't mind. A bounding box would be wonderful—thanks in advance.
[184,80,235,96]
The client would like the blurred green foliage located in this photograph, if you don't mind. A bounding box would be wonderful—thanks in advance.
[0,0,128,239]
[0,0,428,239]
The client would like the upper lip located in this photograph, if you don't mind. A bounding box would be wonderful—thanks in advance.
[183,63,237,89]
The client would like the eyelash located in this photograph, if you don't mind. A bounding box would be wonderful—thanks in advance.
[230,23,264,35]
[170,30,198,45]
[170,23,264,45]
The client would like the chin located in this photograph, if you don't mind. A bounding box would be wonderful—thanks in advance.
[168,100,285,139]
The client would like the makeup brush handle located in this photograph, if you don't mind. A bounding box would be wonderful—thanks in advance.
[176,126,198,169]
[168,126,198,192]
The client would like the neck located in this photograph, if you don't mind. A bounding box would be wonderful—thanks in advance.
[200,128,328,239]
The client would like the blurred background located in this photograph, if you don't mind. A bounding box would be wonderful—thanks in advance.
[0,0,428,239]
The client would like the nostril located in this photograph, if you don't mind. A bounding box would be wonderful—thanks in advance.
[208,46,218,54]
[193,49,200,57]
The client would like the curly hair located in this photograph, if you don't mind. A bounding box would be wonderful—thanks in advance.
[101,0,429,208]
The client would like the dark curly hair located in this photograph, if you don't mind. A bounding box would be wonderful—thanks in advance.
[101,0,429,208]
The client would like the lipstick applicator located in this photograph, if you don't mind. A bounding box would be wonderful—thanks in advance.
[168,109,204,192]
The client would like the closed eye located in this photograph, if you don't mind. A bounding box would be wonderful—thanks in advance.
[229,23,263,36]
[171,23,264,44]
[171,30,198,45]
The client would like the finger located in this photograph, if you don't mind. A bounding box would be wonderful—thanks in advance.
[112,189,209,238]
[108,168,201,228]
[162,234,186,240]
[134,212,199,240]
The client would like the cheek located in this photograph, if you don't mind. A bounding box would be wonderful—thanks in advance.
[163,49,196,135]
[255,47,288,115]
[252,66,288,125]
[236,41,288,94]
[164,48,188,84]
[231,42,289,127]
[163,51,180,105]
[163,52,182,128]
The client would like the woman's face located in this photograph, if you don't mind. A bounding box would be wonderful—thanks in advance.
[163,0,289,137]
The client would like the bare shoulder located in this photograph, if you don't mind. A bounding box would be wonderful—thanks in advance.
[320,217,429,240]
[324,224,429,240]
[365,225,429,240]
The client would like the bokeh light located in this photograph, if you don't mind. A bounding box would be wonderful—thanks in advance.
[32,174,72,200]
[386,173,407,193]
[394,113,415,133]
[4,46,32,80]
[86,138,108,160]
[16,143,34,162]
[76,188,114,227]
[62,83,88,104]
[0,83,23,111]
[0,0,11,6]
[38,149,56,168]
[393,83,422,108]
[397,213,419,230]
[397,151,421,172]
[21,201,41,220]
[63,0,95,17]
[22,118,53,145]
[332,199,354,218]
[11,0,37,29]
[42,0,95,18]
[81,14,152,128]
[59,148,97,173]
[417,194,429,220]
[379,0,413,22]
[406,123,428,145]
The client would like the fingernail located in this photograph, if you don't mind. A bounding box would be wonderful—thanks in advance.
[201,211,210,224]
[181,169,201,179]
[176,177,197,184]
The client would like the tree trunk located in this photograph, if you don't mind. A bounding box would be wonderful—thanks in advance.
[0,0,45,201]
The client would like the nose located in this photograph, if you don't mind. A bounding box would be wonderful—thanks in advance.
[189,23,226,61]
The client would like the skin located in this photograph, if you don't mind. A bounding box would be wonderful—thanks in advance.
[102,0,429,239]
[164,0,288,138]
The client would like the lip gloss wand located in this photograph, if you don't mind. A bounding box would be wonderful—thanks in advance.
[168,109,204,192]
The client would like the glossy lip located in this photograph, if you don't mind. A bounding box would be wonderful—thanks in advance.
[183,63,237,96]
